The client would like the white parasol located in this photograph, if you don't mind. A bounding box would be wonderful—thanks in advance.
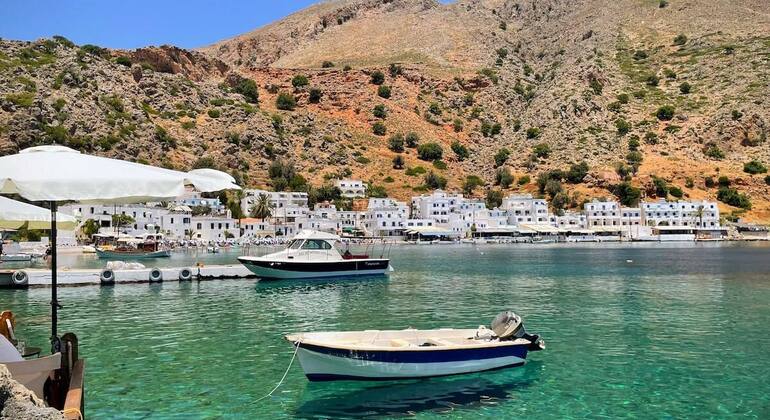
[0,145,241,350]
[0,196,77,230]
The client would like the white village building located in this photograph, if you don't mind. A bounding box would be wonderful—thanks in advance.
[334,179,367,198]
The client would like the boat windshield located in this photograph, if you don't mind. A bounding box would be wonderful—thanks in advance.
[287,239,305,249]
[301,239,333,250]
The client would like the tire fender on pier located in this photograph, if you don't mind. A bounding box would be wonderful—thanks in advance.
[178,268,193,282]
[11,270,29,287]
[149,268,163,283]
[100,269,115,286]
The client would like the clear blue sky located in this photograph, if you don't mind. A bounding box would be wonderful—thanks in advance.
[0,0,453,50]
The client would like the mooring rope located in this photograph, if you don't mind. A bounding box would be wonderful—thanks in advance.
[255,341,301,403]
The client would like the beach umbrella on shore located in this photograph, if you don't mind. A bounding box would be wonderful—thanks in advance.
[0,196,77,230]
[0,145,240,352]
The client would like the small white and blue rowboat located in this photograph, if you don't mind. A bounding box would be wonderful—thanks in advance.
[286,311,544,381]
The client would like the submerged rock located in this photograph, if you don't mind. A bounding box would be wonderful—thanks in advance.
[0,365,63,420]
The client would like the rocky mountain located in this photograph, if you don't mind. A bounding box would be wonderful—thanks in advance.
[1,0,769,220]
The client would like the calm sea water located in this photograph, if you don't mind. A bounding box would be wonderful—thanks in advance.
[2,243,770,419]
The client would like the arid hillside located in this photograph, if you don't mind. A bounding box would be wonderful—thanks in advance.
[1,0,769,220]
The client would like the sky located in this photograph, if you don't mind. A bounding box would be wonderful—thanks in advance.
[0,0,453,50]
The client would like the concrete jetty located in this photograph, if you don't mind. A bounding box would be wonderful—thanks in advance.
[1,265,255,288]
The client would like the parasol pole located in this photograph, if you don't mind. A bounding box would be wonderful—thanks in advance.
[50,201,60,352]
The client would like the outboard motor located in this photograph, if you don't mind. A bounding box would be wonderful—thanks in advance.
[491,311,545,351]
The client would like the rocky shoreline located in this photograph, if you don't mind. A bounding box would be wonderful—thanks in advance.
[0,365,63,419]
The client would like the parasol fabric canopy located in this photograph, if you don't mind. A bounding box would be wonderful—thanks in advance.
[0,196,78,230]
[0,145,240,204]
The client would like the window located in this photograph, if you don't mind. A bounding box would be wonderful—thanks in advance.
[197,223,202,230]
[302,240,332,250]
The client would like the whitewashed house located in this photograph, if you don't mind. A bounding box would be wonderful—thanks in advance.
[334,179,367,198]
[584,199,622,228]
[410,190,466,224]
[364,198,408,237]
[189,216,240,242]
[641,199,720,228]
[501,194,550,225]
[240,189,309,218]
[308,202,342,233]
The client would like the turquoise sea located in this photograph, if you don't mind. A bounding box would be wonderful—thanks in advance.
[2,243,770,419]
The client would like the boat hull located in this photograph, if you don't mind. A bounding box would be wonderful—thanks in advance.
[294,342,529,381]
[238,257,390,280]
[95,249,171,259]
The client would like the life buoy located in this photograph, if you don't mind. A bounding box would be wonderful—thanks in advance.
[11,270,28,287]
[178,268,193,282]
[100,269,115,285]
[149,268,163,283]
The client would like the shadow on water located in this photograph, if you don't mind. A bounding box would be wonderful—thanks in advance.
[293,362,544,419]
[254,275,389,294]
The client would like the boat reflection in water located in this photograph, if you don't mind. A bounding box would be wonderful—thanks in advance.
[294,362,543,418]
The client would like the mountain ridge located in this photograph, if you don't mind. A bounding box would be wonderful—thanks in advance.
[1,0,769,221]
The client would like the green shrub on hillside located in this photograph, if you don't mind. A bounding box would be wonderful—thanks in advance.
[494,148,511,167]
[567,162,589,183]
[373,104,387,119]
[424,171,447,189]
[417,142,443,161]
[378,85,392,99]
[291,75,309,88]
[486,189,504,209]
[463,175,484,195]
[453,118,464,132]
[6,92,34,107]
[614,182,642,206]
[405,132,419,148]
[669,186,684,198]
[115,56,132,67]
[370,71,385,85]
[744,160,768,174]
[526,127,541,139]
[80,44,108,58]
[656,105,675,121]
[233,78,259,104]
[276,92,296,110]
[644,132,658,144]
[388,134,405,153]
[673,34,687,46]
[372,121,387,136]
[389,63,403,77]
[308,87,323,103]
[496,167,514,188]
[704,143,725,160]
[718,187,751,209]
[533,143,550,158]
[451,141,469,161]
[615,118,631,135]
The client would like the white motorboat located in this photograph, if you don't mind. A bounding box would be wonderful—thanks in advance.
[0,254,32,262]
[286,311,544,381]
[238,230,390,280]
